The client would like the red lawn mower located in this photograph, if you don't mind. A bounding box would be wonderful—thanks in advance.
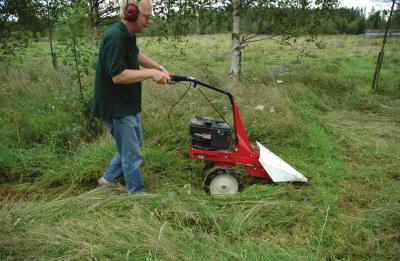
[171,75,307,195]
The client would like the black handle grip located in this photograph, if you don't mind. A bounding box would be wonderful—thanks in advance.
[171,75,191,82]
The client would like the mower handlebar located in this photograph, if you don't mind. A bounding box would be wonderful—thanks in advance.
[171,75,235,105]
[171,75,194,82]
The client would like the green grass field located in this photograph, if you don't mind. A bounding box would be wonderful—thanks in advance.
[0,34,399,260]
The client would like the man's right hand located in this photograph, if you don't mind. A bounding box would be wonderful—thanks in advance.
[152,70,171,84]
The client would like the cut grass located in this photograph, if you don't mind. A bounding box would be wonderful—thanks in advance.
[0,34,399,259]
[0,188,327,260]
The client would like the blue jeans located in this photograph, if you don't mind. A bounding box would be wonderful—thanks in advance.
[103,114,144,194]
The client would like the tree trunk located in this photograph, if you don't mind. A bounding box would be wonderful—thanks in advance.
[196,12,200,34]
[90,0,100,39]
[72,38,85,106]
[229,0,241,80]
[372,0,396,93]
[46,0,57,70]
[48,26,57,70]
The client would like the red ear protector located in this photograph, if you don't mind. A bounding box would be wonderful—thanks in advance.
[124,2,139,22]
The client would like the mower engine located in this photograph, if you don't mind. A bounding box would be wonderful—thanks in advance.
[189,116,231,151]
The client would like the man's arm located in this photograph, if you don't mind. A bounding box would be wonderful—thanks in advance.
[112,68,170,85]
[112,52,171,85]
[138,52,165,71]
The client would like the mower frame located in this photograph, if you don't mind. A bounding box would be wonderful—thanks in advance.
[171,76,270,180]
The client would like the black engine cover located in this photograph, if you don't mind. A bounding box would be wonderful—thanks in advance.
[189,116,231,150]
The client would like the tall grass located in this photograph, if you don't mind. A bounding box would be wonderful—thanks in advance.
[0,35,399,259]
[0,187,334,260]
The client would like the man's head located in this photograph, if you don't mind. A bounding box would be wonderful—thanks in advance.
[120,0,152,33]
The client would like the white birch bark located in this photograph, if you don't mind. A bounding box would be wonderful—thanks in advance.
[196,12,200,35]
[229,0,241,80]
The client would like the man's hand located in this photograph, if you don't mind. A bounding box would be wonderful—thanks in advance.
[152,70,171,84]
[161,67,176,79]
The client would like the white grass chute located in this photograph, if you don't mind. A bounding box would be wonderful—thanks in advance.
[257,142,308,183]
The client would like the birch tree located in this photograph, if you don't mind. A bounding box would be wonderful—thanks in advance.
[153,0,340,80]
[230,0,241,79]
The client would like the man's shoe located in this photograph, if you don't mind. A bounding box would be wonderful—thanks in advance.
[98,177,118,186]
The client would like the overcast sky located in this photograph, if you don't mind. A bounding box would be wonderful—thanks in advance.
[339,0,394,13]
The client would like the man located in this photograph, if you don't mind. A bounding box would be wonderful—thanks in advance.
[92,0,171,195]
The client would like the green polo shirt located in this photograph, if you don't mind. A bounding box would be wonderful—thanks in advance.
[92,21,141,122]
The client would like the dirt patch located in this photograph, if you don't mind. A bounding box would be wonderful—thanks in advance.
[0,167,14,184]
[391,174,400,182]
[76,174,98,189]
[0,187,32,200]
[48,180,63,188]
[0,167,43,184]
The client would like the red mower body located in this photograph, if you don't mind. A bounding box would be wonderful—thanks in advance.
[189,102,270,179]
[171,75,307,194]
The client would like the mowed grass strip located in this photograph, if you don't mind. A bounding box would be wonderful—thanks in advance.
[0,34,399,259]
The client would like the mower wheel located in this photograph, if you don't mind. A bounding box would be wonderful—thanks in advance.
[204,168,243,195]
